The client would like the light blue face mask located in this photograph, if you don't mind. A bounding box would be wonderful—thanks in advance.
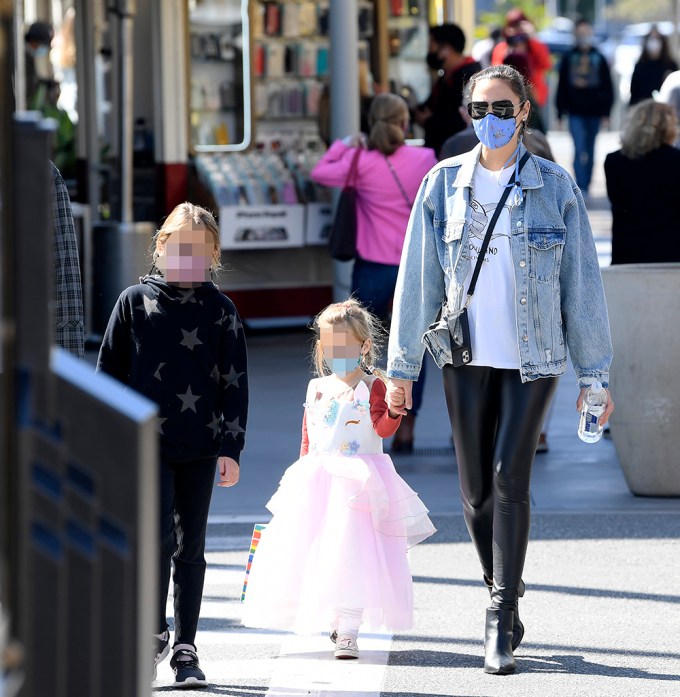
[328,356,361,377]
[472,113,520,150]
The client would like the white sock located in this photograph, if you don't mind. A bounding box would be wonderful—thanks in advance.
[336,607,363,639]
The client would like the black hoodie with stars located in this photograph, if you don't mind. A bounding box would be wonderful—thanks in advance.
[96,275,248,464]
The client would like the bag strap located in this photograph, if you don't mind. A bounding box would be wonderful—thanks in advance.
[343,146,363,189]
[384,155,411,206]
[466,151,531,303]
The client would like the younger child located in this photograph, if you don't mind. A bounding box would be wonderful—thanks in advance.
[241,299,434,658]
[97,202,248,687]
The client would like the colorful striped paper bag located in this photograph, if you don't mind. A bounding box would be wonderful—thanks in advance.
[241,523,267,602]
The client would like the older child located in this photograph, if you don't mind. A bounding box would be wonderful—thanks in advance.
[97,203,248,687]
[241,299,434,659]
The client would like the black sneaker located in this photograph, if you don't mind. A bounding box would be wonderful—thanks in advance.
[170,645,207,688]
[152,630,170,681]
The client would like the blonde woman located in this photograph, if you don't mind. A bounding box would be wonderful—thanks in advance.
[311,93,437,451]
[605,99,680,264]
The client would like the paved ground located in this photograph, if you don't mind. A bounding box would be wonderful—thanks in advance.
[144,129,680,695]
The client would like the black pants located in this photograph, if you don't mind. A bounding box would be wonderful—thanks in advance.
[159,457,217,645]
[443,366,557,610]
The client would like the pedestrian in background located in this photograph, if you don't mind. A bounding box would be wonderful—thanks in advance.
[386,65,614,675]
[51,162,84,358]
[97,203,249,689]
[241,299,435,659]
[556,18,614,198]
[414,23,481,156]
[605,99,680,264]
[629,26,678,106]
[311,93,437,453]
[491,9,552,113]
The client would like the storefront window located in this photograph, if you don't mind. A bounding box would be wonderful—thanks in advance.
[188,0,252,151]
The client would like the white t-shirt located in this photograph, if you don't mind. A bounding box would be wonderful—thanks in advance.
[463,163,520,369]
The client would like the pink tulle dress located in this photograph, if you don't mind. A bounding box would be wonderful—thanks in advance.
[241,375,436,634]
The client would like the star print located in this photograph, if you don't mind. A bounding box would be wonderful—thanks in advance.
[180,328,203,350]
[154,362,166,381]
[227,313,243,336]
[206,412,222,438]
[224,416,245,439]
[215,309,228,326]
[179,289,196,304]
[210,364,220,383]
[222,366,244,389]
[156,417,167,435]
[136,295,161,317]
[176,386,201,413]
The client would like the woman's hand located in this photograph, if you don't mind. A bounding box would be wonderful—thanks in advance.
[576,387,615,427]
[386,379,414,416]
[341,132,367,148]
[217,457,240,487]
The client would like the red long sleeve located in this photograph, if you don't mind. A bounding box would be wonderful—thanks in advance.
[300,410,309,457]
[369,378,401,438]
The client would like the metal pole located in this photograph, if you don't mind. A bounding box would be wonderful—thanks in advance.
[12,0,24,111]
[329,0,359,142]
[329,0,360,301]
[115,0,136,224]
[74,0,101,218]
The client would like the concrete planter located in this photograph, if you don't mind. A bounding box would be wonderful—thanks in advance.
[601,263,680,496]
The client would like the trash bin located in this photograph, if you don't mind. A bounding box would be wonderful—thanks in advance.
[91,221,156,337]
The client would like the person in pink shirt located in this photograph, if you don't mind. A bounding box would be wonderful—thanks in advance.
[311,93,437,453]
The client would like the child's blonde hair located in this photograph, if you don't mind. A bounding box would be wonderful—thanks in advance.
[152,202,222,274]
[312,299,386,379]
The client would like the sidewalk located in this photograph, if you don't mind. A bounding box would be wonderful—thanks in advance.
[149,129,680,695]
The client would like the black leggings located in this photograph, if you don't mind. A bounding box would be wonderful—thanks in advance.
[159,457,217,645]
[443,366,557,610]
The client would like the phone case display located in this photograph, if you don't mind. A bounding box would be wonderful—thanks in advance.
[194,143,332,249]
[386,0,431,107]
[189,2,249,149]
[252,0,373,121]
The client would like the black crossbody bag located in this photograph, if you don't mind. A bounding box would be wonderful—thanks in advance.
[449,151,531,367]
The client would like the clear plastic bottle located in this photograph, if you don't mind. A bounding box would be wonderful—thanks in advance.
[578,381,607,443]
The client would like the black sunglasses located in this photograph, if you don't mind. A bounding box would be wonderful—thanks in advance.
[467,100,524,120]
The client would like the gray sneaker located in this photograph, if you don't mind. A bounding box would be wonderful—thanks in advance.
[334,634,359,659]
[152,630,170,681]
[170,645,208,688]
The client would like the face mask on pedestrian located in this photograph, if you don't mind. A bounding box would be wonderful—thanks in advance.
[471,108,524,149]
[646,38,662,57]
[576,34,591,50]
[426,51,444,70]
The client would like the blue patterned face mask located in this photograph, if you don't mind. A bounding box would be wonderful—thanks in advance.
[329,356,361,377]
[472,113,519,150]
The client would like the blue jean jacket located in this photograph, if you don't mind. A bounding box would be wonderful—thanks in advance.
[387,143,613,388]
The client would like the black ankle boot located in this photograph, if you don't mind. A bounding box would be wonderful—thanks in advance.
[484,607,516,675]
[484,576,525,651]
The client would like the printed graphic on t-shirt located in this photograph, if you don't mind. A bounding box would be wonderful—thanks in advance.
[570,52,601,89]
[463,196,512,265]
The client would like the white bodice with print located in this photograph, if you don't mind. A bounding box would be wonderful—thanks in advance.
[304,376,383,456]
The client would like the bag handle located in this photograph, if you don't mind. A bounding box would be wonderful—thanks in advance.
[466,151,531,304]
[384,155,411,207]
[343,146,363,190]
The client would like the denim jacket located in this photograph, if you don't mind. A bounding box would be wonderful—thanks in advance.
[387,143,613,388]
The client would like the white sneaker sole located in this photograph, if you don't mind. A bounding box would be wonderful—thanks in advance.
[173,676,208,688]
[152,644,171,682]
[334,648,359,659]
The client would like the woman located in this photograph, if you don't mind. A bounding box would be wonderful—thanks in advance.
[385,65,614,675]
[491,9,551,110]
[629,27,678,106]
[311,93,437,452]
[605,99,680,264]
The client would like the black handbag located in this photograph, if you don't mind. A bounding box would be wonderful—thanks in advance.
[449,151,531,367]
[328,146,362,261]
